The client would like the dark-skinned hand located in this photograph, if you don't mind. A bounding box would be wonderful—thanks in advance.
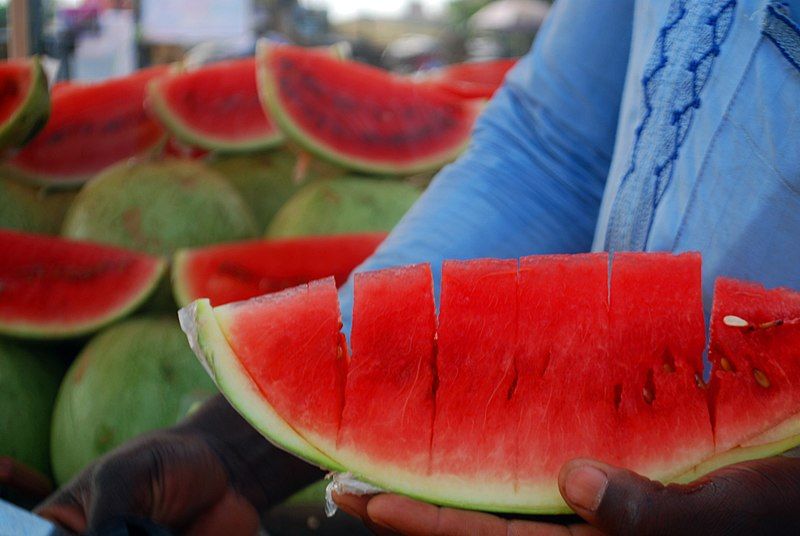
[335,456,800,536]
[36,395,323,535]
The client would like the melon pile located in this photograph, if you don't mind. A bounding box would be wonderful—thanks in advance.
[0,44,499,513]
[181,253,800,513]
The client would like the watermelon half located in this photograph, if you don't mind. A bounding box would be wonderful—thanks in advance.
[172,232,385,307]
[148,58,284,153]
[3,67,168,187]
[0,230,165,339]
[0,57,50,149]
[257,42,481,175]
[180,254,800,513]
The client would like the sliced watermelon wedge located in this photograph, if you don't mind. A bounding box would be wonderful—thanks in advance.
[0,230,165,339]
[708,278,800,451]
[172,233,385,307]
[148,58,284,153]
[179,298,343,470]
[428,58,518,100]
[0,57,50,149]
[3,66,168,187]
[180,255,800,514]
[257,42,481,175]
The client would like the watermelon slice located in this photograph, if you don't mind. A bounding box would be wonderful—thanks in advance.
[148,58,284,153]
[257,42,481,175]
[3,67,167,187]
[608,252,713,479]
[708,278,800,451]
[172,233,385,307]
[180,255,800,514]
[0,57,49,149]
[431,259,519,505]
[514,254,618,510]
[428,58,518,100]
[0,230,165,339]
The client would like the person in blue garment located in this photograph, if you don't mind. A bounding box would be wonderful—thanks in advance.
[37,0,800,534]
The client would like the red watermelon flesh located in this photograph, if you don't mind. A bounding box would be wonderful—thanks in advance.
[708,278,800,452]
[516,254,619,491]
[148,58,283,152]
[609,253,713,477]
[185,253,800,514]
[431,58,518,100]
[0,229,165,338]
[431,259,518,485]
[172,233,385,307]
[0,60,34,124]
[259,43,481,175]
[6,66,167,185]
[338,264,437,473]
[215,277,345,446]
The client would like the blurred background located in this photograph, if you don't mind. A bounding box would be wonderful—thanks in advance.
[0,1,550,534]
[0,0,550,78]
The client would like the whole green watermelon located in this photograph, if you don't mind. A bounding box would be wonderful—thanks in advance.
[0,341,64,476]
[61,159,258,256]
[50,317,216,484]
[266,177,421,238]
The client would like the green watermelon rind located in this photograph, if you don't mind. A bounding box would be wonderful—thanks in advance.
[256,41,481,176]
[178,299,344,471]
[0,257,166,340]
[172,249,198,308]
[0,56,50,150]
[674,429,800,484]
[147,74,285,154]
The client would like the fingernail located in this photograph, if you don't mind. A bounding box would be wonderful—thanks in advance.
[563,465,608,512]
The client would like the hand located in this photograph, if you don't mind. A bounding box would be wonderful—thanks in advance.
[36,394,324,535]
[36,430,259,535]
[334,456,800,535]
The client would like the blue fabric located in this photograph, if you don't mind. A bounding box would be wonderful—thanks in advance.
[338,0,800,333]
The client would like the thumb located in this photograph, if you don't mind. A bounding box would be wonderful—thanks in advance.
[558,457,800,536]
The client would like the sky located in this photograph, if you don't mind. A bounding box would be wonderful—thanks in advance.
[304,0,449,22]
[52,0,450,23]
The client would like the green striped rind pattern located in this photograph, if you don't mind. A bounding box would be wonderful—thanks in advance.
[0,56,50,150]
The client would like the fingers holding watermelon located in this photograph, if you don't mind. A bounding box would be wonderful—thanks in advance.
[335,456,800,535]
[561,457,800,536]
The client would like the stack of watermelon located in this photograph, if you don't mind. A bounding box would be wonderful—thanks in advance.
[0,44,511,517]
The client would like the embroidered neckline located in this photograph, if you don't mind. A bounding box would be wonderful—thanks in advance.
[605,0,737,252]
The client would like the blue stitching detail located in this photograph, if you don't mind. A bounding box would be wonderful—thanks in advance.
[763,3,800,71]
[605,0,737,252]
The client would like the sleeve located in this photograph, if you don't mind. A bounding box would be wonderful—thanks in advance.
[339,0,635,332]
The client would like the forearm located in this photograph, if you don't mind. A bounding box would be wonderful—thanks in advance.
[174,394,324,511]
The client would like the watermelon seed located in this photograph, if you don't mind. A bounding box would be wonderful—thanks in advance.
[724,315,800,331]
[662,350,676,373]
[753,368,771,388]
[723,315,750,327]
[694,372,707,390]
[613,384,622,410]
[720,357,734,372]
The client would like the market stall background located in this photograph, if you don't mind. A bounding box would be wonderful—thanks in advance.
[0,0,546,534]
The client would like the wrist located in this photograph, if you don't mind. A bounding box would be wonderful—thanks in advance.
[173,394,325,512]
